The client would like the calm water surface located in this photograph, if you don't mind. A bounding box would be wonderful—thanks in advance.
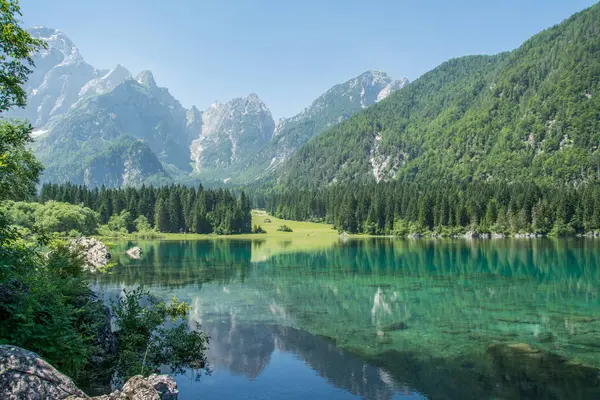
[92,238,600,400]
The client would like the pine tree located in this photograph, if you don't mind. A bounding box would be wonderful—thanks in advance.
[154,197,170,232]
[167,188,184,233]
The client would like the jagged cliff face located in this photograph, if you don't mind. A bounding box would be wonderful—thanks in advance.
[233,71,409,183]
[34,70,193,185]
[190,94,275,172]
[13,26,409,187]
[6,27,105,127]
[189,71,409,184]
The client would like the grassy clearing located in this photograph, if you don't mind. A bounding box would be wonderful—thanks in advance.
[130,210,339,241]
[99,210,344,262]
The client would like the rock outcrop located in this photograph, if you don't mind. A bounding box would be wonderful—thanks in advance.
[126,247,143,259]
[0,345,86,400]
[71,374,178,400]
[0,345,179,400]
[70,237,111,272]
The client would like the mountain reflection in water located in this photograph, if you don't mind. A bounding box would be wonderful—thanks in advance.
[94,238,600,399]
[196,315,421,400]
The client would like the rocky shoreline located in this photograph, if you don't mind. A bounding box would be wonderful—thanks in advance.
[402,230,600,239]
[0,345,179,400]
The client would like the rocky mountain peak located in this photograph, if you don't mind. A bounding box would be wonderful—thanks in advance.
[190,93,275,171]
[376,78,409,102]
[359,70,394,86]
[78,64,132,99]
[136,70,157,88]
[28,26,83,65]
[186,105,202,130]
[243,93,270,114]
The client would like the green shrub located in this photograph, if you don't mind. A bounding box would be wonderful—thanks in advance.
[111,287,208,380]
[277,225,293,232]
[252,225,266,234]
[0,231,100,379]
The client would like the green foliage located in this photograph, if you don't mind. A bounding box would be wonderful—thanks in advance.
[0,0,45,111]
[0,200,99,235]
[40,183,253,235]
[252,224,266,234]
[265,181,600,236]
[280,4,600,187]
[277,224,293,232]
[0,232,103,379]
[110,287,208,380]
[0,121,44,200]
[79,137,171,189]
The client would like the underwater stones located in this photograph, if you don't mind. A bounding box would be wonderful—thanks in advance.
[126,246,143,259]
[487,342,600,398]
[569,316,596,323]
[382,322,409,332]
[496,317,538,325]
[534,331,556,343]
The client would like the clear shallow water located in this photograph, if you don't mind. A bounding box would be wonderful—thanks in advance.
[92,238,600,400]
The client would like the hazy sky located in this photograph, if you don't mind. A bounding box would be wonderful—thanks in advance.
[20,0,597,118]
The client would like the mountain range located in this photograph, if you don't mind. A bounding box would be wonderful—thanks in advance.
[8,27,408,187]
[279,3,600,187]
[11,3,600,190]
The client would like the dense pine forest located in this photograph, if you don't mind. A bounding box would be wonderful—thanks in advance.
[27,183,253,235]
[263,182,600,236]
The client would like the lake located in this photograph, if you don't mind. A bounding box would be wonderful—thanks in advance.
[92,238,600,400]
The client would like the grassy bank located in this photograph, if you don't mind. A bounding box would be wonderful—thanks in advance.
[96,210,341,240]
[99,210,348,262]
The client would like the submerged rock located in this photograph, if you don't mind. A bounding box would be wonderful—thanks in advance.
[70,237,111,272]
[534,331,557,343]
[126,246,143,259]
[0,345,179,400]
[382,322,409,331]
[487,342,600,398]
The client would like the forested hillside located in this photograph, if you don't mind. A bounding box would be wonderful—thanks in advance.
[263,182,600,236]
[279,3,600,187]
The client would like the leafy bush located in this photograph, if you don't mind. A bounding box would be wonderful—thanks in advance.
[277,224,293,232]
[110,287,208,380]
[0,200,99,235]
[0,227,102,379]
[252,224,266,233]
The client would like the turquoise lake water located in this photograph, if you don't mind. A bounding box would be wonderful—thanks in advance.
[92,238,600,400]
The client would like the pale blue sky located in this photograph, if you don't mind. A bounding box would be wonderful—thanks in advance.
[20,0,598,118]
